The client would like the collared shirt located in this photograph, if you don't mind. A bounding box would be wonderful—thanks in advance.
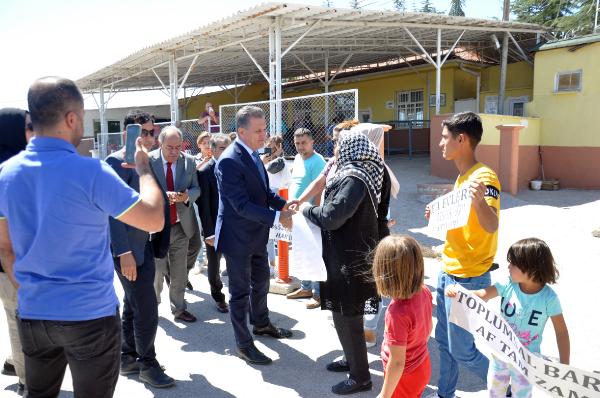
[160,150,177,183]
[235,139,281,224]
[0,136,140,321]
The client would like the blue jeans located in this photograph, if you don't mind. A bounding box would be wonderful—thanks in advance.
[435,270,491,398]
[300,280,320,297]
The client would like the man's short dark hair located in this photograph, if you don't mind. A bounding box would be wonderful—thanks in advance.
[236,106,265,130]
[442,112,483,147]
[294,128,313,139]
[27,77,84,131]
[124,110,153,127]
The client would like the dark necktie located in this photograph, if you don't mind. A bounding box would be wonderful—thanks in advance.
[166,162,177,225]
[251,151,267,188]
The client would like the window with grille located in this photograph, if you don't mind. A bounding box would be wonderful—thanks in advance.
[397,90,424,121]
[554,70,582,93]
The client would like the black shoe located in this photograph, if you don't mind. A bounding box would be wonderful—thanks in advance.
[139,366,175,388]
[1,361,16,376]
[506,385,512,397]
[164,274,170,286]
[237,344,272,365]
[216,301,229,313]
[331,378,372,395]
[17,382,25,396]
[186,281,193,290]
[326,360,350,372]
[252,323,292,339]
[174,310,197,323]
[120,356,140,375]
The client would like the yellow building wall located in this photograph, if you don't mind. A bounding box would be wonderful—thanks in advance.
[527,41,600,147]
[479,61,534,112]
[478,114,541,146]
[183,83,267,120]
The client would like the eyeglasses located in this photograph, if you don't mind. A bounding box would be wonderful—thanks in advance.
[141,129,155,137]
[26,122,34,131]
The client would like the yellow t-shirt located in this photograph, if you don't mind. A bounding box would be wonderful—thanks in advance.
[442,162,501,278]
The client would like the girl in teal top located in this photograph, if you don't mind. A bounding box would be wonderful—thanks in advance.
[447,238,570,398]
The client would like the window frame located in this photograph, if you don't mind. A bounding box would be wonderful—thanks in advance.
[554,70,582,93]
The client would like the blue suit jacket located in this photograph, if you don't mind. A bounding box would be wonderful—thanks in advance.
[215,141,286,256]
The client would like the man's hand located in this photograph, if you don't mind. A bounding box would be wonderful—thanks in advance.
[166,191,179,205]
[469,180,487,204]
[280,216,293,230]
[284,200,301,211]
[445,284,459,297]
[205,237,215,247]
[175,191,189,203]
[120,252,137,282]
[279,209,295,230]
[424,205,431,220]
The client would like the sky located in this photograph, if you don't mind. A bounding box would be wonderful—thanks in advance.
[0,0,507,110]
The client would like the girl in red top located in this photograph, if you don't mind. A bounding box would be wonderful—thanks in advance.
[372,235,433,398]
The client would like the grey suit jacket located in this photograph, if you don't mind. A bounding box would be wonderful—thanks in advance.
[106,148,149,264]
[149,149,200,238]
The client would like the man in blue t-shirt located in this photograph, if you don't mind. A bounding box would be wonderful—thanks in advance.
[0,77,165,398]
[285,128,326,309]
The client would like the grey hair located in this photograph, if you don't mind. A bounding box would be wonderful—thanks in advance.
[209,133,231,151]
[158,125,183,144]
[236,106,265,130]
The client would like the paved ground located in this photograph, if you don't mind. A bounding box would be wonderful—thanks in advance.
[1,155,598,397]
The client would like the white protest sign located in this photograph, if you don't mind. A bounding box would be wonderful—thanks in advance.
[427,185,472,234]
[449,286,600,398]
[269,223,292,242]
[290,214,327,281]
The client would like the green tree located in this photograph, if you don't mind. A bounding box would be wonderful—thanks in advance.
[421,0,437,13]
[394,0,406,11]
[449,0,465,16]
[512,0,597,38]
[349,0,360,9]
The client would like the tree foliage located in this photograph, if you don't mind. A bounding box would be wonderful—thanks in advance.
[449,0,465,16]
[512,0,598,38]
[421,0,438,13]
[393,0,406,11]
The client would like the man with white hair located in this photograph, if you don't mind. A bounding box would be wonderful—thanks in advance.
[150,126,201,323]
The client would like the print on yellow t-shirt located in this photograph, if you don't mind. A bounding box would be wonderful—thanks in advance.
[442,162,501,278]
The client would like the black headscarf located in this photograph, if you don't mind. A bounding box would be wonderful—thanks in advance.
[0,108,28,164]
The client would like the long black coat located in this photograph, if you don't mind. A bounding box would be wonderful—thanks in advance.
[303,176,379,316]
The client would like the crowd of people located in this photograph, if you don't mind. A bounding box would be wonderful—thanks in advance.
[0,76,572,398]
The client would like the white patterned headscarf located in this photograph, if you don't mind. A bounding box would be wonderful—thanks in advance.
[349,123,401,199]
[326,131,384,212]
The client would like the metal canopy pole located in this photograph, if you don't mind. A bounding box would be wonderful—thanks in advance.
[498,0,510,115]
[324,51,329,127]
[168,54,179,125]
[269,24,276,134]
[275,17,282,134]
[436,28,442,115]
[98,86,108,159]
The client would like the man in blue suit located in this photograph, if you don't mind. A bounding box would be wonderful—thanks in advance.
[107,110,174,388]
[215,106,296,365]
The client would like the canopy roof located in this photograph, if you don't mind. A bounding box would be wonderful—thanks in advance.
[76,2,547,93]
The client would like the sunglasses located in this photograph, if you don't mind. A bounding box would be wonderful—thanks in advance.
[141,129,155,137]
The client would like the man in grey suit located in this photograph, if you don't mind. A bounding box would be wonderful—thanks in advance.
[107,110,174,388]
[151,126,201,323]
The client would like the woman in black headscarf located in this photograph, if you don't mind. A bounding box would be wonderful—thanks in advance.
[0,107,32,393]
[302,131,384,395]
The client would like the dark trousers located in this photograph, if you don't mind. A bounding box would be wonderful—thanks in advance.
[223,250,270,348]
[186,223,202,272]
[114,243,159,369]
[206,244,225,303]
[17,313,120,398]
[332,311,371,384]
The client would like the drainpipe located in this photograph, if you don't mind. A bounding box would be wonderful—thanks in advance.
[459,63,481,113]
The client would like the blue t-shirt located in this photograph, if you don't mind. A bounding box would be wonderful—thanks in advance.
[0,137,140,321]
[288,152,326,201]
[494,278,562,353]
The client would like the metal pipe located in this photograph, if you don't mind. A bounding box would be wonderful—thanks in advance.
[498,33,509,115]
[459,63,481,113]
[99,86,108,159]
[508,32,533,65]
[168,54,179,125]
[240,43,270,82]
[275,17,282,134]
[404,27,436,66]
[436,28,441,115]
[269,24,276,134]
[281,20,321,58]
[441,30,466,66]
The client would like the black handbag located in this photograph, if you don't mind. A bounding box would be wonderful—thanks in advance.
[266,157,285,174]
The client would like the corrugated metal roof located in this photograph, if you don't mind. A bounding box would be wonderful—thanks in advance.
[76,2,547,93]
[533,33,600,52]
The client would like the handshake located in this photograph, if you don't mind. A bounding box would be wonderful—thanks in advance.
[279,200,301,230]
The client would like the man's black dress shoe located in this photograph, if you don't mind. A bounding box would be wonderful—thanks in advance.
[216,301,229,313]
[326,359,350,372]
[237,344,272,365]
[120,356,140,375]
[186,281,193,291]
[1,361,16,376]
[331,378,372,395]
[252,323,292,339]
[174,310,197,323]
[139,366,175,388]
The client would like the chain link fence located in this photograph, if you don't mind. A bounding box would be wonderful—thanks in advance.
[155,119,206,157]
[219,89,358,157]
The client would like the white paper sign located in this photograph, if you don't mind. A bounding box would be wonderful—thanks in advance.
[427,186,472,234]
[269,223,292,242]
[450,286,600,398]
[290,214,327,282]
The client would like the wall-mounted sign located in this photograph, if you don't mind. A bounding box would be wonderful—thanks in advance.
[385,101,394,109]
[429,93,446,107]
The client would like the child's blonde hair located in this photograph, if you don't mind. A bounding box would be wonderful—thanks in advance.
[372,235,424,299]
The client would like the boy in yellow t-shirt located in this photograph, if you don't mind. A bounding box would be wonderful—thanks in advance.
[426,112,501,398]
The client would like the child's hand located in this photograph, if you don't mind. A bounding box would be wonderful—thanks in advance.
[445,284,459,297]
